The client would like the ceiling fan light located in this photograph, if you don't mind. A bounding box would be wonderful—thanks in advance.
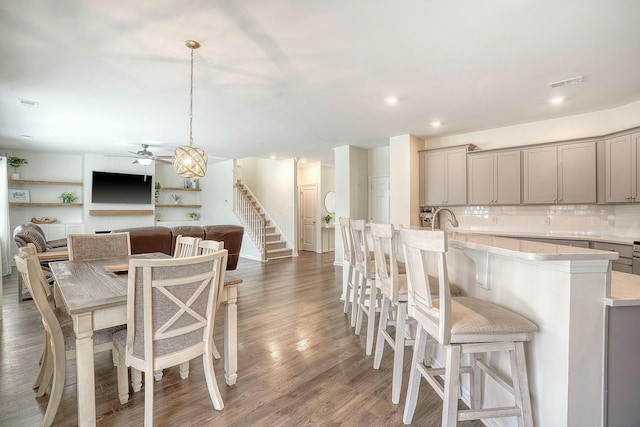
[137,158,153,166]
[174,145,208,178]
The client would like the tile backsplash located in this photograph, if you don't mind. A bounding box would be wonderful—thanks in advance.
[446,204,640,238]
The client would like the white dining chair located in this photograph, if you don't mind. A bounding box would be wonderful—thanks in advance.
[113,251,228,427]
[173,235,201,258]
[198,239,225,359]
[14,253,122,427]
[198,239,224,254]
[67,232,131,261]
[149,234,204,382]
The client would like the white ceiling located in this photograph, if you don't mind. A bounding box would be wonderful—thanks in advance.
[2,0,640,164]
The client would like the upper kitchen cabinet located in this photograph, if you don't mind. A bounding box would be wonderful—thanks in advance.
[604,132,640,203]
[468,150,521,205]
[421,145,472,206]
[523,142,596,204]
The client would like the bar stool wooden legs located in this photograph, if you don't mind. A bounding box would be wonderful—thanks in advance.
[338,217,359,327]
[370,222,414,404]
[351,219,378,355]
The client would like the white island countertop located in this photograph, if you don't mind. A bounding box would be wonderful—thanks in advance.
[451,229,635,245]
[447,232,620,261]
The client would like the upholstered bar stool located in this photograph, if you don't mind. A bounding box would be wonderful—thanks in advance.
[338,217,359,327]
[350,219,378,355]
[401,228,537,426]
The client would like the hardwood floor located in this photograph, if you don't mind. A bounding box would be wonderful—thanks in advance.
[0,252,482,426]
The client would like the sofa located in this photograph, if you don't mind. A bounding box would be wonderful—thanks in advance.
[111,225,244,270]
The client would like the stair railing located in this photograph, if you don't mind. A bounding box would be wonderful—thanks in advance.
[234,180,267,261]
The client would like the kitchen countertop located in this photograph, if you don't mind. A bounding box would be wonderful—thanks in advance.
[451,229,635,246]
[436,230,637,306]
[447,232,620,261]
[605,271,640,307]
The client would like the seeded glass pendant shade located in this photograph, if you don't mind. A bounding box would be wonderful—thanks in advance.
[174,40,208,178]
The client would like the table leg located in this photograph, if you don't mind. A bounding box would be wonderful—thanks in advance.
[73,312,96,426]
[224,284,238,386]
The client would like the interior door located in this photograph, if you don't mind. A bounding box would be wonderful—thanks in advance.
[300,184,317,252]
[370,176,390,223]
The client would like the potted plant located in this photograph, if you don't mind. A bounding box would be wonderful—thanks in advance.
[7,156,28,180]
[188,212,200,221]
[59,192,77,203]
[154,182,161,203]
[324,214,332,225]
[171,194,182,204]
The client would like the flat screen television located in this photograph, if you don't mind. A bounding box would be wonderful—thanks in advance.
[91,171,152,204]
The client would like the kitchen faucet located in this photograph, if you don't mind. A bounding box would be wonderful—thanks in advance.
[432,207,459,230]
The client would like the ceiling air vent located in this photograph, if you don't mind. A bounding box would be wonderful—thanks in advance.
[16,98,39,109]
[548,76,584,88]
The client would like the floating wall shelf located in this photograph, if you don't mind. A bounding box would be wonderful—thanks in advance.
[155,204,202,208]
[9,179,83,186]
[10,202,83,207]
[89,210,154,216]
[159,187,201,192]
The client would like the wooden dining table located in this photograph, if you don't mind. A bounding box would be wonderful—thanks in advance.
[50,253,242,427]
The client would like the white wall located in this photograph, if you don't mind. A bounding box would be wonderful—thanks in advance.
[350,146,369,221]
[321,164,336,218]
[389,134,423,227]
[368,145,390,177]
[334,145,368,270]
[3,149,84,225]
[200,159,261,261]
[237,157,297,251]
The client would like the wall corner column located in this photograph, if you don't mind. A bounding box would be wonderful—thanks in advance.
[389,134,424,227]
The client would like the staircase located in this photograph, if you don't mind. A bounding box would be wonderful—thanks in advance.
[234,181,292,260]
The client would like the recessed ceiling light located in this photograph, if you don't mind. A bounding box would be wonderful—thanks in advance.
[384,96,399,105]
[17,98,38,109]
[548,97,564,104]
[270,155,276,160]
[430,121,442,127]
[549,76,583,88]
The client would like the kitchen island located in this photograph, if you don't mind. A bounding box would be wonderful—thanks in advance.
[438,232,617,427]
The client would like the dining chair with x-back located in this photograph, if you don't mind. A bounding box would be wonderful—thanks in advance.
[113,250,228,427]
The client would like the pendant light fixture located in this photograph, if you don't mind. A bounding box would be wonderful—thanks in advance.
[173,40,208,178]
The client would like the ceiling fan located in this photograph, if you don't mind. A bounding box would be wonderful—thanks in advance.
[107,144,173,166]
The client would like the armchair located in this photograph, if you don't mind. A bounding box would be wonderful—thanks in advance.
[13,224,69,301]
